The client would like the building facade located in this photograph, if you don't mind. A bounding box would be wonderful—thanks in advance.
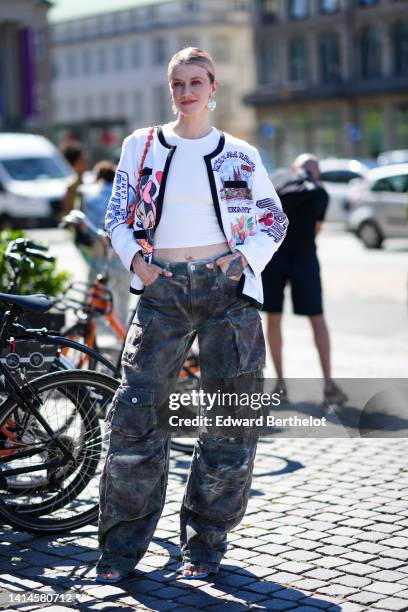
[247,0,408,165]
[0,0,52,133]
[50,0,257,158]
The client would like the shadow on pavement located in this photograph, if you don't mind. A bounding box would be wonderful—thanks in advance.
[0,528,343,610]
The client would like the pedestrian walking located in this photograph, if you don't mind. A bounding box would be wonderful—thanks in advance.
[262,153,347,404]
[96,47,288,583]
[60,142,90,216]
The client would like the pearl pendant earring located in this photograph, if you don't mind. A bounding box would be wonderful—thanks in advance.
[207,98,216,112]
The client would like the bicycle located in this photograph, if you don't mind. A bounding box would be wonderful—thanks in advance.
[1,238,115,378]
[0,290,118,535]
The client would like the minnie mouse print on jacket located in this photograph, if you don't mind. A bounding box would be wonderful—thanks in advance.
[105,125,288,308]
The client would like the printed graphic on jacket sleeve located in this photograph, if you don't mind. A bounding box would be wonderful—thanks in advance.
[256,198,289,243]
[228,215,255,249]
[105,170,136,237]
[133,170,163,255]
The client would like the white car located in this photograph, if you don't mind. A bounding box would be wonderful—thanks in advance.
[377,150,408,166]
[346,163,408,248]
[0,133,74,228]
[319,158,369,222]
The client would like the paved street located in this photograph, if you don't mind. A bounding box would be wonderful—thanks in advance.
[0,226,407,611]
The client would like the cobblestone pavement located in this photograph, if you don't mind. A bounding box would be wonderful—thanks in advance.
[1,437,408,611]
[2,229,405,609]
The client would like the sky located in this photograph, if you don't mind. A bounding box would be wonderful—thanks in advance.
[48,0,174,23]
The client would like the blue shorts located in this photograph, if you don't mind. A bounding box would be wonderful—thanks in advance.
[262,251,323,316]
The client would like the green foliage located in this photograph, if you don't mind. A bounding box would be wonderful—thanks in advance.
[0,230,70,297]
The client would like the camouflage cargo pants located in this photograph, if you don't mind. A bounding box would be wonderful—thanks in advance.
[97,256,266,574]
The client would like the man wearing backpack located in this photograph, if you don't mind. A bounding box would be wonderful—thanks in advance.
[262,153,347,404]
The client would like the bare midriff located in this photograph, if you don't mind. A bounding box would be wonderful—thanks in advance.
[154,242,230,263]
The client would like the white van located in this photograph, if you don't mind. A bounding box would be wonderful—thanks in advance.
[0,133,74,227]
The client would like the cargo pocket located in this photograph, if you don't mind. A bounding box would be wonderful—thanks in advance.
[184,437,254,523]
[226,306,266,375]
[122,306,155,366]
[107,386,156,439]
[105,443,166,520]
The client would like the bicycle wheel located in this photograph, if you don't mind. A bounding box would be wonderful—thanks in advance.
[0,369,118,534]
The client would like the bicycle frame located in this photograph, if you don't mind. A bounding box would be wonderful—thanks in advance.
[0,306,79,473]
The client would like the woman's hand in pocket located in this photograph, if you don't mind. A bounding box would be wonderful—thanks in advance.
[206,252,248,281]
[132,252,172,286]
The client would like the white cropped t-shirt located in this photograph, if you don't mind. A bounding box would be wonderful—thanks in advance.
[153,123,226,248]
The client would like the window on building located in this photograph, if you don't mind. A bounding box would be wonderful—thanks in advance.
[131,41,142,68]
[393,23,408,76]
[68,98,77,118]
[360,26,383,79]
[259,0,279,23]
[52,59,60,80]
[154,85,168,122]
[82,49,91,75]
[33,29,45,62]
[316,110,342,158]
[289,0,308,20]
[98,47,107,73]
[67,52,76,77]
[212,35,230,63]
[101,14,114,35]
[84,96,93,117]
[360,107,383,157]
[86,18,98,36]
[116,92,125,117]
[320,33,341,82]
[319,0,339,14]
[259,39,279,84]
[133,91,144,122]
[358,0,378,6]
[287,111,308,160]
[100,93,109,116]
[289,38,308,82]
[114,45,124,71]
[153,38,166,65]
[394,105,408,148]
[186,0,199,11]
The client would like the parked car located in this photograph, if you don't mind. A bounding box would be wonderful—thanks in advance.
[346,163,408,248]
[377,150,408,167]
[319,158,369,222]
[0,133,74,228]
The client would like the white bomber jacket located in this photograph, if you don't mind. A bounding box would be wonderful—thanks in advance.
[105,125,288,308]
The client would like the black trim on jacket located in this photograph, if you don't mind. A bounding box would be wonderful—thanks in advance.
[203,132,226,238]
[154,146,177,230]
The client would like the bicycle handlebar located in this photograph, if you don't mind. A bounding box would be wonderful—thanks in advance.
[4,238,54,293]
[25,248,55,263]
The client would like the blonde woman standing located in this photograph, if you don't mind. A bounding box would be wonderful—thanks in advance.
[96,48,288,583]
